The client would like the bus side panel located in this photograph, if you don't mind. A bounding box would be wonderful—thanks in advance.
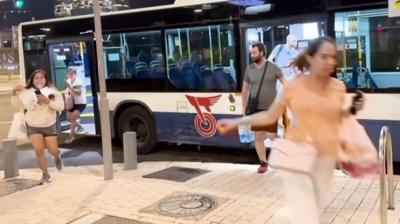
[360,120,400,163]
[154,112,249,148]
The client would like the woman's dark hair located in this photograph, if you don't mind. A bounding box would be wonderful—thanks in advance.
[292,37,336,72]
[25,69,50,89]
[251,42,266,56]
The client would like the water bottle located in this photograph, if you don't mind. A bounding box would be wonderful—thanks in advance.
[247,130,255,142]
[238,125,248,143]
[238,122,255,143]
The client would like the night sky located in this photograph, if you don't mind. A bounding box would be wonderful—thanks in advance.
[0,0,178,30]
[0,0,54,30]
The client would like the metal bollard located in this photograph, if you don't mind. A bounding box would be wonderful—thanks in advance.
[123,132,137,170]
[2,139,19,179]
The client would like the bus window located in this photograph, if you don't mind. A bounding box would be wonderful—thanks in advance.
[335,8,400,90]
[103,30,164,80]
[165,24,237,92]
[245,22,325,66]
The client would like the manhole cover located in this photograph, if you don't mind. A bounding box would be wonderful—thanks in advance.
[0,178,40,197]
[93,216,149,224]
[140,192,228,221]
[156,194,216,217]
[143,166,210,182]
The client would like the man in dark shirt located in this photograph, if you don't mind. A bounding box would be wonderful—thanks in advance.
[242,42,285,173]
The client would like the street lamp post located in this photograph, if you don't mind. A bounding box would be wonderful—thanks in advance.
[93,0,113,180]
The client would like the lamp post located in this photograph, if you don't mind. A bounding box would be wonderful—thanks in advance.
[93,0,113,180]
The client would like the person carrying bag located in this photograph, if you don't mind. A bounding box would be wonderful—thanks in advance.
[11,69,65,185]
[217,37,377,223]
[241,42,285,173]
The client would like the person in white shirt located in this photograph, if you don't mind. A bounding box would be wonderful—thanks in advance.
[65,67,87,143]
[268,34,300,129]
[12,69,65,184]
[268,34,300,92]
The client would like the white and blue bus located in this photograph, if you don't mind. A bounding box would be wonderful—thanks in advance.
[18,0,400,164]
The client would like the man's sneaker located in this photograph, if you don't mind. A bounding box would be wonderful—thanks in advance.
[65,136,75,144]
[258,162,268,173]
[55,156,63,171]
[40,173,51,185]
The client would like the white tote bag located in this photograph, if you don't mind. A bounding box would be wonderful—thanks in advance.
[8,111,29,145]
[339,115,378,164]
[268,138,318,174]
[338,115,379,178]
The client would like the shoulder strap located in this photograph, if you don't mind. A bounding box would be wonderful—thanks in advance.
[254,61,269,101]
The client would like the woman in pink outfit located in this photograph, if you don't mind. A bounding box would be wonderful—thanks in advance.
[218,37,364,223]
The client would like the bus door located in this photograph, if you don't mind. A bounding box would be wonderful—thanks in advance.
[47,39,99,136]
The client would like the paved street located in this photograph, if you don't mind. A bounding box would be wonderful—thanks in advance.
[0,162,399,224]
[0,135,259,171]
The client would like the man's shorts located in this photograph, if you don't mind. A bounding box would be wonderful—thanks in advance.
[246,108,278,133]
[27,124,58,137]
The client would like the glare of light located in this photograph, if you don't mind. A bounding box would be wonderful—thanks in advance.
[303,22,319,40]
[194,9,203,13]
[244,3,272,15]
[40,28,51,32]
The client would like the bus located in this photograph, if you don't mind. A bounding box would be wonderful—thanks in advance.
[18,0,400,162]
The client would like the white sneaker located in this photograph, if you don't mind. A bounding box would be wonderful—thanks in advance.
[65,136,75,144]
[76,127,86,133]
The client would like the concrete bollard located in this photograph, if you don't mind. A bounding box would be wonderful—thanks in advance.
[123,132,137,170]
[3,139,19,179]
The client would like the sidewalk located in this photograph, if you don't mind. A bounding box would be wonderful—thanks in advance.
[1,162,400,224]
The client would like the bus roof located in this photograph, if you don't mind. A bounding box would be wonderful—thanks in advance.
[20,0,230,27]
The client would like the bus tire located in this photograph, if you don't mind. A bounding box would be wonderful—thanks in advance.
[117,106,157,154]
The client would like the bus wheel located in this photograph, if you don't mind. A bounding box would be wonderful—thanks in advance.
[117,106,156,154]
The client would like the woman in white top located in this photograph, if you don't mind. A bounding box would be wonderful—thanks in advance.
[12,69,65,184]
[65,67,87,143]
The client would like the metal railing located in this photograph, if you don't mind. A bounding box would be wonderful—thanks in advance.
[379,126,395,224]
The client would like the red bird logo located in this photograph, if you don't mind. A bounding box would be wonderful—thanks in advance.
[186,95,222,137]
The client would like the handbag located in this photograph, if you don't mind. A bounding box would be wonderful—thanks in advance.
[245,61,269,115]
[268,138,318,174]
[64,90,74,110]
[8,111,29,145]
[338,115,379,178]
